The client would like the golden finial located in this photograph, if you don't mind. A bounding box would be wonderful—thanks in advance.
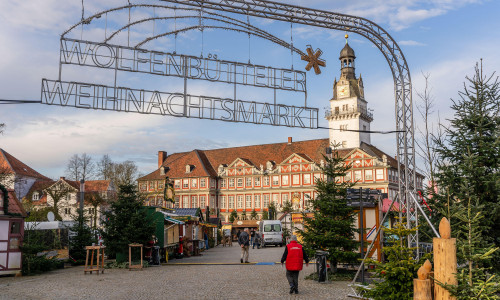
[345,34,349,44]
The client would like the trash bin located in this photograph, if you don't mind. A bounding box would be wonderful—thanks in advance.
[315,250,329,283]
[151,246,160,265]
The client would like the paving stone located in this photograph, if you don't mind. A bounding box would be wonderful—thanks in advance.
[0,245,352,299]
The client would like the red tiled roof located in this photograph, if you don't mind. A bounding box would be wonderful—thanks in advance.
[85,180,112,192]
[0,149,50,180]
[7,190,28,217]
[137,138,408,182]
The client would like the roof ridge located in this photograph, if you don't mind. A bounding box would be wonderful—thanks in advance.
[193,150,213,177]
[202,138,329,153]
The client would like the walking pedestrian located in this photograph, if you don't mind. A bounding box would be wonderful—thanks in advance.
[250,228,256,247]
[238,228,250,263]
[281,235,309,294]
[253,231,261,249]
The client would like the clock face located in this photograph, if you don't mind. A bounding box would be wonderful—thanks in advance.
[337,85,348,97]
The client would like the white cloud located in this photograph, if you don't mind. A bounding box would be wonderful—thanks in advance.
[399,40,426,46]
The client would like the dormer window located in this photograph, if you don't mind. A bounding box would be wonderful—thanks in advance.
[160,166,169,175]
[266,161,274,171]
[32,192,39,201]
[186,165,194,173]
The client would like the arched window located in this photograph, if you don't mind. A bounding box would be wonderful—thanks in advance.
[32,192,39,201]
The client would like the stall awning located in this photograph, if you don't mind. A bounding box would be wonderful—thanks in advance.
[199,222,217,228]
[165,216,185,225]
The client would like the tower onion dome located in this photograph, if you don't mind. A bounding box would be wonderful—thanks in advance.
[339,42,356,60]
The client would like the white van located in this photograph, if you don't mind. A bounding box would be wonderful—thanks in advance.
[259,220,283,247]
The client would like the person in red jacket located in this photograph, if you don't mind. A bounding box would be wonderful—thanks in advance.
[281,235,309,294]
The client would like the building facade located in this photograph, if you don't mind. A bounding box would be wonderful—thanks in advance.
[137,41,424,224]
[25,177,116,228]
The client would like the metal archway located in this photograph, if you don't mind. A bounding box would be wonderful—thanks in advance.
[155,0,420,249]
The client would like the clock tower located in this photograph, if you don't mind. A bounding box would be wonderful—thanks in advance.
[326,36,373,148]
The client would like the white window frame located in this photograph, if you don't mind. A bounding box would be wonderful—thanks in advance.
[174,180,180,188]
[303,174,311,185]
[246,177,252,187]
[237,195,243,208]
[263,194,270,208]
[237,178,243,187]
[221,179,226,188]
[229,196,234,209]
[229,178,235,187]
[376,169,384,180]
[365,170,373,181]
[200,178,206,188]
[32,192,39,201]
[191,179,197,188]
[254,194,261,208]
[254,177,261,186]
[292,174,300,185]
[221,196,227,209]
[282,175,289,186]
[246,195,252,209]
[200,196,206,208]
[272,176,279,185]
[263,177,270,186]
[354,170,362,181]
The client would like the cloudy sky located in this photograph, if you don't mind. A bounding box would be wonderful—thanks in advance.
[0,0,498,179]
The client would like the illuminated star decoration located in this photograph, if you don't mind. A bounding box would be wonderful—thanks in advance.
[301,45,326,75]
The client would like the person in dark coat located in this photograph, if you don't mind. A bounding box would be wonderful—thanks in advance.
[281,235,309,294]
[238,228,250,263]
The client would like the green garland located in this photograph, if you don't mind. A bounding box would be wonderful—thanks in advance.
[0,184,9,215]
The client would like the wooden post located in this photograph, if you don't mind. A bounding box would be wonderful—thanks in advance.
[414,259,432,300]
[433,218,457,300]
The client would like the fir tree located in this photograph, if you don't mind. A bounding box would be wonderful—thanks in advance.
[229,210,238,222]
[364,218,425,300]
[298,144,358,271]
[100,184,155,262]
[250,209,257,220]
[262,209,269,220]
[430,62,500,269]
[69,209,96,264]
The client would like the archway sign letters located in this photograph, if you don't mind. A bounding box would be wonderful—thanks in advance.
[40,0,432,275]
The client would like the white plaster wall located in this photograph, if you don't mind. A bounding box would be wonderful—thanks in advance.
[0,174,15,189]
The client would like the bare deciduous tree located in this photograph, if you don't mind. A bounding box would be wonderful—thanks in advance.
[97,154,113,180]
[0,123,5,135]
[66,153,96,181]
[80,153,96,181]
[415,72,442,187]
[46,181,73,220]
[112,160,138,187]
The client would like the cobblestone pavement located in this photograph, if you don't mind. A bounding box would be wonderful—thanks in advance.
[0,245,352,300]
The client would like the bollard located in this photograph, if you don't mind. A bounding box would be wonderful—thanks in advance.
[433,218,457,300]
[414,259,432,300]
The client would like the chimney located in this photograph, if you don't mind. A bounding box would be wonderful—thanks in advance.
[287,137,292,144]
[158,151,167,168]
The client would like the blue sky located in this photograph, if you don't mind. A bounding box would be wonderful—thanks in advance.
[0,0,498,179]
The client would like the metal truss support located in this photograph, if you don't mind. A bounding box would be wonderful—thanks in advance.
[159,0,419,251]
